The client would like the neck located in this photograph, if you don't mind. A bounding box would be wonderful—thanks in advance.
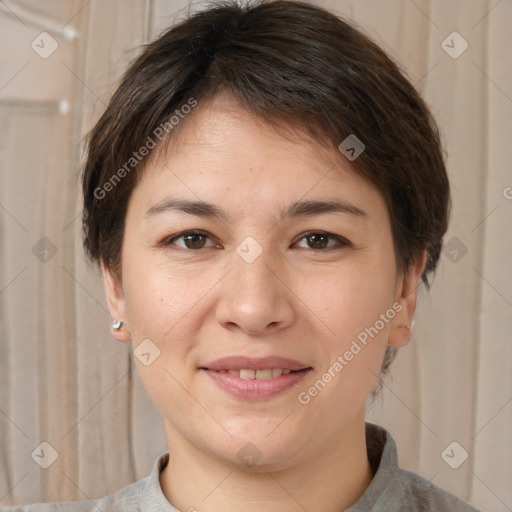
[159,415,373,512]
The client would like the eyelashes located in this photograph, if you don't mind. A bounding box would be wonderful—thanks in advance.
[163,230,220,250]
[160,230,353,252]
[295,232,353,251]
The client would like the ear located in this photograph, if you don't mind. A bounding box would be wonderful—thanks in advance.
[101,259,131,342]
[387,250,427,348]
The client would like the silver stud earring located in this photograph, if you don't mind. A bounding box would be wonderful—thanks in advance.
[112,319,123,331]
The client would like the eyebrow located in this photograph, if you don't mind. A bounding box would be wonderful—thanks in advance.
[144,198,368,222]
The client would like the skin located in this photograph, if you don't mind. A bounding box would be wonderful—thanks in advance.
[103,93,426,512]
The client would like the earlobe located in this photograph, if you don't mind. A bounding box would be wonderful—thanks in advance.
[101,260,131,343]
[387,251,427,348]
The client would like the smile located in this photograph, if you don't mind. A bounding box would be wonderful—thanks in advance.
[216,368,294,379]
[201,366,312,400]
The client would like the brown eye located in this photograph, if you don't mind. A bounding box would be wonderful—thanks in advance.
[295,231,351,251]
[162,230,351,252]
[165,231,216,250]
[306,233,329,250]
[181,233,207,249]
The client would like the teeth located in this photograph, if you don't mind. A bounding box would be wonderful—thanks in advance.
[240,369,256,379]
[223,368,295,379]
[255,369,273,380]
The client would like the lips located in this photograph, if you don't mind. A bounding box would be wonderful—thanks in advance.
[200,355,313,400]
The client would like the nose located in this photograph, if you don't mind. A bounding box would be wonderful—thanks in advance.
[215,244,296,336]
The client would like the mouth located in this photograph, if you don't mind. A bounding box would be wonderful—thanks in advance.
[211,368,303,379]
[199,356,313,400]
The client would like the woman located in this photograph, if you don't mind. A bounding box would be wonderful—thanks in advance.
[3,0,480,510]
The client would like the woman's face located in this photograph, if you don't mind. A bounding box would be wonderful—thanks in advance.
[104,94,420,471]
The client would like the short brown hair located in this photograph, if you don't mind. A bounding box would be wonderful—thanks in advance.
[81,0,450,376]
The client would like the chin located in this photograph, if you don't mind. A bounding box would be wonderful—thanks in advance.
[222,446,301,474]
[210,427,308,471]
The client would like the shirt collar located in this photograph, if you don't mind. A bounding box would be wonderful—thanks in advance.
[346,422,402,511]
[139,450,177,511]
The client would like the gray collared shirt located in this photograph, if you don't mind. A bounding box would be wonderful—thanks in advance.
[1,423,481,511]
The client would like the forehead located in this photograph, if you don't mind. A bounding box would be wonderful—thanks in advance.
[159,95,339,170]
[130,95,387,223]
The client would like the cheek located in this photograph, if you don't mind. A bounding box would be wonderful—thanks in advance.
[309,257,396,335]
[305,257,396,390]
[121,252,208,393]
[121,247,191,335]
[121,256,199,413]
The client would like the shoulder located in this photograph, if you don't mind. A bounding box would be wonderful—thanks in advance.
[357,423,481,512]
[1,451,174,512]
[396,468,481,512]
[0,477,147,512]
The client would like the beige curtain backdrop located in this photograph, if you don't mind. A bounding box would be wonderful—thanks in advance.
[0,0,510,510]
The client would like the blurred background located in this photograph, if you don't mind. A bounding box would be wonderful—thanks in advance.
[0,0,510,510]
